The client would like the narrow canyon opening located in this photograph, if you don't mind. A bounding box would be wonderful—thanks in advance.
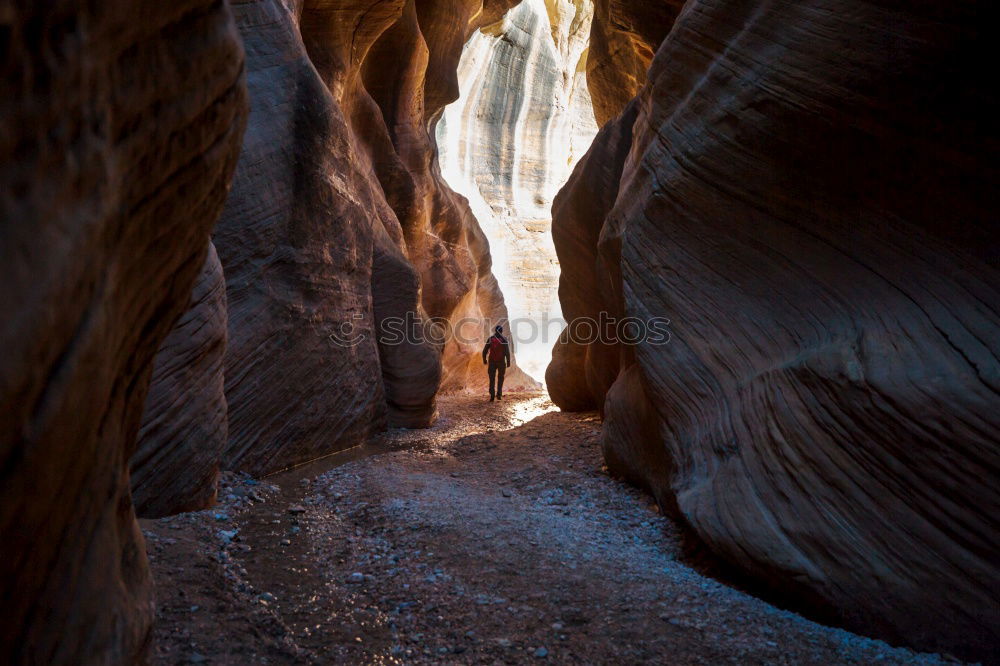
[435,0,598,383]
[3,1,995,664]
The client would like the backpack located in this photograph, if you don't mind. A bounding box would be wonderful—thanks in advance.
[488,335,506,362]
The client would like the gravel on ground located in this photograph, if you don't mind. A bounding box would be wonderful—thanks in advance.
[143,393,964,665]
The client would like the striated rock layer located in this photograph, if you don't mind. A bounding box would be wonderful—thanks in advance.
[0,3,247,664]
[217,0,403,474]
[437,0,597,382]
[356,0,537,394]
[131,244,229,518]
[216,0,532,475]
[549,0,999,660]
[586,0,684,127]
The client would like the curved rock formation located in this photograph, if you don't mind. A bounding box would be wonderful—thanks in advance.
[217,0,398,474]
[586,0,685,126]
[217,0,531,475]
[437,0,597,382]
[549,0,999,660]
[0,2,246,663]
[546,98,640,411]
[131,244,229,518]
[352,0,537,394]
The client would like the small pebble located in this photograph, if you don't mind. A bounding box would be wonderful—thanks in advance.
[217,529,238,545]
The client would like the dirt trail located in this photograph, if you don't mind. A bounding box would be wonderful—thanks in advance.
[143,394,959,665]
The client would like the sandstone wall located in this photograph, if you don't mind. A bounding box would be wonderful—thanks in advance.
[215,0,400,474]
[586,0,685,126]
[130,244,229,518]
[548,0,999,660]
[436,0,597,382]
[356,0,537,393]
[212,0,529,476]
[0,3,247,663]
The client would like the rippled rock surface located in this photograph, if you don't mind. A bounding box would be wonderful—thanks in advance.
[213,0,536,475]
[437,0,597,381]
[548,0,999,660]
[131,244,229,518]
[0,3,247,663]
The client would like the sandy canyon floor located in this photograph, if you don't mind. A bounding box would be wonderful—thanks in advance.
[142,394,963,665]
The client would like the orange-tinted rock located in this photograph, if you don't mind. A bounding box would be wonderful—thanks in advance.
[550,0,998,660]
[217,0,529,475]
[357,0,537,393]
[131,244,229,518]
[586,0,684,125]
[217,0,395,474]
[0,2,246,663]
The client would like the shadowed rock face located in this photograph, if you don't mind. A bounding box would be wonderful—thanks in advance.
[549,0,998,660]
[214,0,529,476]
[131,244,229,518]
[215,0,398,475]
[353,0,538,393]
[0,2,247,664]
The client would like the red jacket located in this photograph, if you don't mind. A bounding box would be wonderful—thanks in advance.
[482,334,510,365]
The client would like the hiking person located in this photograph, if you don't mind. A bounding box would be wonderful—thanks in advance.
[482,325,511,401]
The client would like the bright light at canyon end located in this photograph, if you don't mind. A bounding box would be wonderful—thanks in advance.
[436,0,598,384]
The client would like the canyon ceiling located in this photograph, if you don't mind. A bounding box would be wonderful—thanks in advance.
[0,1,997,665]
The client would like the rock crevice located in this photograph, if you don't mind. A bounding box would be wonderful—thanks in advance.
[437,0,598,381]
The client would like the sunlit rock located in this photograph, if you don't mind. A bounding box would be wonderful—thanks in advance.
[437,0,598,382]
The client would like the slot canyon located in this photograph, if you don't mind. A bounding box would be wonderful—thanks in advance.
[0,1,996,665]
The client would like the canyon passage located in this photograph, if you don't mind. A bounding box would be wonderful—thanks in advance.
[0,1,996,665]
[143,394,966,665]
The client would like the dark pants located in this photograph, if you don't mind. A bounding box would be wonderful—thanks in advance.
[488,361,506,398]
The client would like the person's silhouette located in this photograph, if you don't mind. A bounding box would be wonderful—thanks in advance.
[481,325,511,401]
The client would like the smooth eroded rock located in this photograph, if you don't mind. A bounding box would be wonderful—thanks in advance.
[217,0,531,474]
[218,0,393,474]
[549,0,999,660]
[0,2,246,663]
[131,243,229,518]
